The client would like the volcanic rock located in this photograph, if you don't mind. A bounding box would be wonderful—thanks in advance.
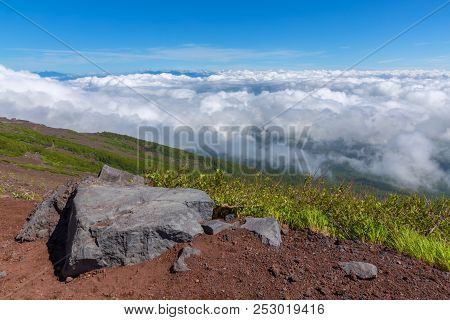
[62,185,213,277]
[201,220,233,235]
[241,217,282,247]
[16,180,78,242]
[339,261,378,280]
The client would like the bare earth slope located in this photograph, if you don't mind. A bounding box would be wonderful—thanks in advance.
[0,197,448,300]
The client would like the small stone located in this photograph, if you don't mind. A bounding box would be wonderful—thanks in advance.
[65,276,74,283]
[241,217,282,247]
[171,247,201,273]
[339,261,378,280]
[201,220,233,235]
[0,271,7,279]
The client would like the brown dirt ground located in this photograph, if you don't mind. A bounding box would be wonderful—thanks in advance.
[0,161,70,199]
[0,197,448,300]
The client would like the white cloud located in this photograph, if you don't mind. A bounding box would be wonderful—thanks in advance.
[0,65,449,191]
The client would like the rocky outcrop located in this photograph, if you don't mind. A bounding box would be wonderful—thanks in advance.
[339,261,378,280]
[16,180,78,242]
[241,217,282,247]
[171,247,202,273]
[62,185,213,277]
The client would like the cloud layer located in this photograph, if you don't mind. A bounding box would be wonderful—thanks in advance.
[0,65,449,191]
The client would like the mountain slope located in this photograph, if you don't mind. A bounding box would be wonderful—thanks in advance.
[0,117,231,177]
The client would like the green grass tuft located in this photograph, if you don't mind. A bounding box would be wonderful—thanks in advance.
[390,228,449,270]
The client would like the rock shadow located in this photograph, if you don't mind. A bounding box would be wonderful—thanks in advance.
[46,190,76,281]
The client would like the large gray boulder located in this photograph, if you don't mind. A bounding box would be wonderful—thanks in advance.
[62,185,213,277]
[339,261,378,280]
[241,217,282,247]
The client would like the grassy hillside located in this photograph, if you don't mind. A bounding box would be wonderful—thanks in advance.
[0,118,234,176]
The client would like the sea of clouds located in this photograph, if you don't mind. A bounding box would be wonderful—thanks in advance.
[0,65,449,191]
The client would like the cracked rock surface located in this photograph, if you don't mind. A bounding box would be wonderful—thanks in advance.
[62,185,213,277]
[16,165,145,243]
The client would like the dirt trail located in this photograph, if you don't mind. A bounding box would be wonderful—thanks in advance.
[0,197,448,300]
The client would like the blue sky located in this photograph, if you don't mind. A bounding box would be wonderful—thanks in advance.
[0,0,449,73]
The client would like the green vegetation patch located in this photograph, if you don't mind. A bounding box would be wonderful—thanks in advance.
[0,123,144,175]
[0,122,235,176]
[147,170,450,270]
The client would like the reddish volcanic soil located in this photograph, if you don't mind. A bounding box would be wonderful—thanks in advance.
[0,197,448,300]
[0,161,71,198]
